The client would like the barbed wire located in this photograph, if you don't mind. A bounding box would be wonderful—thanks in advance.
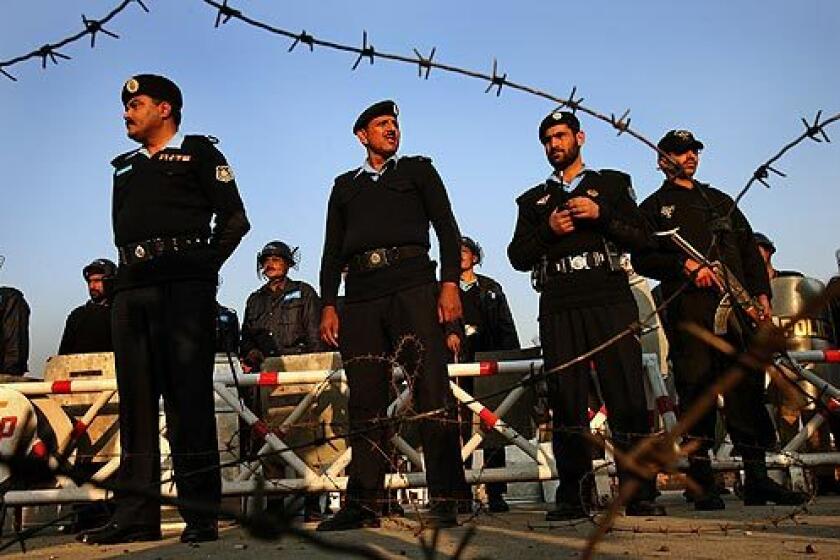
[0,0,149,82]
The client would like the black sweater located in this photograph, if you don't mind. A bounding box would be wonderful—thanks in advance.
[58,300,113,355]
[319,156,461,304]
[110,135,250,289]
[507,169,651,310]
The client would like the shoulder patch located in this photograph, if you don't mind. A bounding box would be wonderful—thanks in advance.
[516,183,547,205]
[216,165,235,183]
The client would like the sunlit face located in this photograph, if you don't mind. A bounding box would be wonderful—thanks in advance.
[660,148,700,180]
[542,124,584,171]
[262,255,289,281]
[87,273,106,301]
[123,94,170,143]
[357,115,400,159]
[460,245,478,272]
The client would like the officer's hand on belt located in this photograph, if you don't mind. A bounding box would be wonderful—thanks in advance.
[438,282,463,324]
[567,196,600,220]
[549,208,575,235]
[683,258,718,289]
[320,305,340,347]
[446,333,462,361]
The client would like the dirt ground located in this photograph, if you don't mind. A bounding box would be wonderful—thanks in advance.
[3,492,840,559]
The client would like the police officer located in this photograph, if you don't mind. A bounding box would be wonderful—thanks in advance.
[59,259,116,355]
[241,241,323,369]
[240,240,324,521]
[448,236,521,512]
[508,110,664,520]
[0,254,30,379]
[0,286,29,378]
[79,74,250,544]
[317,100,466,531]
[635,129,805,509]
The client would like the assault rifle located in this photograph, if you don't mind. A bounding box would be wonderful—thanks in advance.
[655,228,840,414]
[654,227,765,335]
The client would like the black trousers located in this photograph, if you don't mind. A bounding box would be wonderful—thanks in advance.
[111,280,221,526]
[667,290,776,487]
[340,281,466,507]
[540,299,654,506]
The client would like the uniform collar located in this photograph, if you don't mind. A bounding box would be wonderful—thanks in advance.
[137,133,185,159]
[354,154,400,180]
[546,165,591,191]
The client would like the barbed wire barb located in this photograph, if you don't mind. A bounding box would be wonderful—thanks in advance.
[351,31,375,70]
[484,58,507,96]
[610,108,632,135]
[558,85,584,112]
[288,30,315,52]
[802,110,831,142]
[214,0,241,28]
[413,47,436,79]
[82,15,120,48]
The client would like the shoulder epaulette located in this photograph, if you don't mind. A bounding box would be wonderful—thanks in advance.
[404,155,432,163]
[110,149,138,168]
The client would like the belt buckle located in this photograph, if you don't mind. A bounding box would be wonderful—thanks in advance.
[133,244,146,259]
[367,248,387,268]
[570,254,588,270]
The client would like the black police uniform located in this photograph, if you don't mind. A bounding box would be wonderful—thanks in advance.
[58,301,113,355]
[635,179,775,492]
[320,153,466,512]
[508,168,657,510]
[108,127,249,530]
[241,279,323,362]
[0,286,30,376]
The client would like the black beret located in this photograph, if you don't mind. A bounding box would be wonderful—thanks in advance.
[353,100,399,133]
[657,129,704,154]
[539,110,581,140]
[82,258,117,280]
[121,74,183,110]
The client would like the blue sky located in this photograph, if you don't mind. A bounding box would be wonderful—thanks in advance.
[1,0,838,375]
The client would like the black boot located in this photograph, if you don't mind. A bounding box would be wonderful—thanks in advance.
[742,453,807,506]
[77,521,161,544]
[687,455,724,510]
[180,520,218,543]
[487,492,510,513]
[426,499,458,528]
[316,502,380,532]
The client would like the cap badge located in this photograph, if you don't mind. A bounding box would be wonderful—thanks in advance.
[215,165,235,183]
[551,110,564,121]
[125,78,139,94]
[675,130,691,139]
[134,245,146,259]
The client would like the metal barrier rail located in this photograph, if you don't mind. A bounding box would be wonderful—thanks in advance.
[2,349,840,507]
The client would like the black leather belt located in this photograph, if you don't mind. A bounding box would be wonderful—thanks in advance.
[348,245,427,273]
[546,250,609,276]
[118,236,210,266]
